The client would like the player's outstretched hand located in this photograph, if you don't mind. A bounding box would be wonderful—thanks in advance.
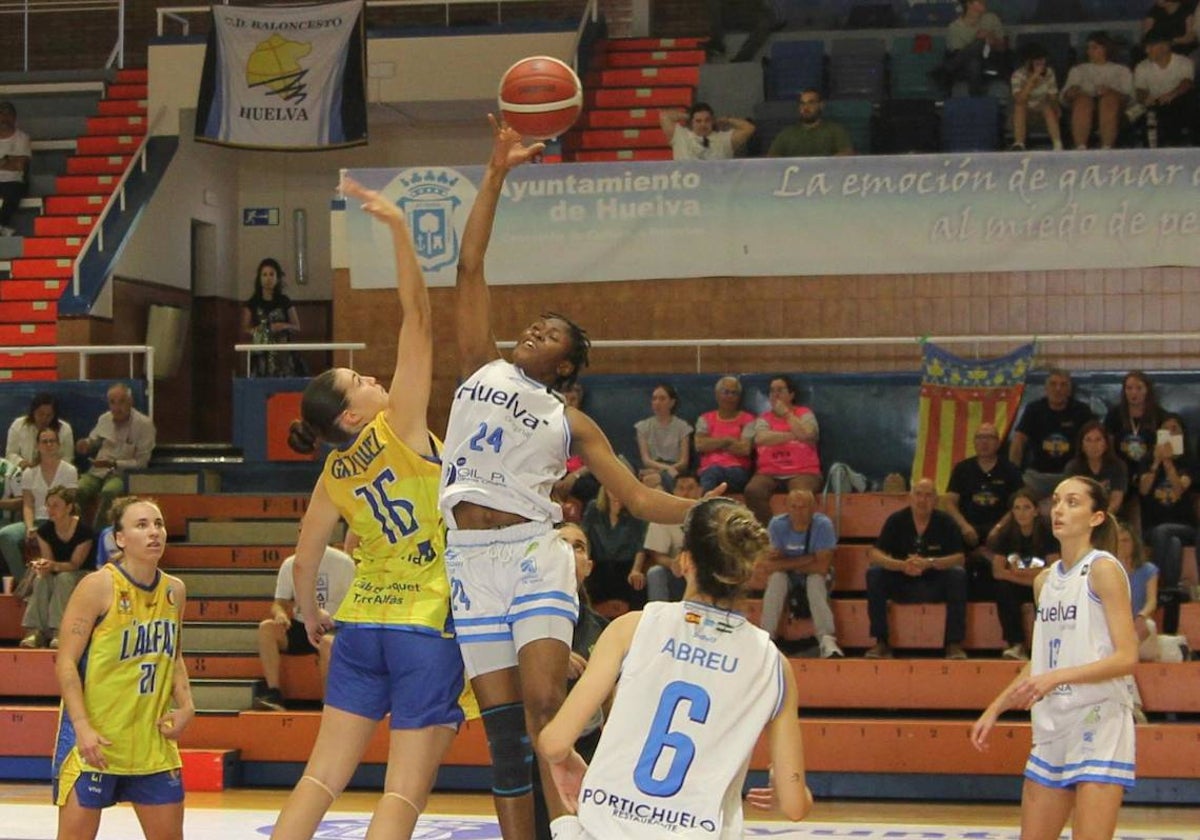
[488,114,545,170]
[341,175,406,228]
[549,749,589,813]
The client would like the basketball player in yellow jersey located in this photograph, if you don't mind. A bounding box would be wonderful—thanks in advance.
[270,177,472,840]
[53,496,194,840]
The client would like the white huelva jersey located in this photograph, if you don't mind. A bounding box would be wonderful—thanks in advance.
[439,359,570,528]
[578,601,786,839]
[1031,549,1131,744]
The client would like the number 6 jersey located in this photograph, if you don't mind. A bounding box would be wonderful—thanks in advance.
[578,601,786,839]
[440,359,570,527]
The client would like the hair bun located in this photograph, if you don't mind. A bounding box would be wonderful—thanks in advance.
[287,419,319,455]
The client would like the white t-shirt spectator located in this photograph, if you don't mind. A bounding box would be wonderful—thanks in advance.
[0,128,30,184]
[274,547,356,621]
[671,128,735,161]
[947,12,1005,52]
[21,461,79,520]
[1134,53,1195,99]
[1011,66,1059,108]
[1061,62,1133,101]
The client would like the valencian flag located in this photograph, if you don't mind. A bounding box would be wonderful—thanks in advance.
[195,0,367,150]
[911,341,1035,491]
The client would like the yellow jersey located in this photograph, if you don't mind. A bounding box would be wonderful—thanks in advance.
[54,564,182,777]
[323,413,451,634]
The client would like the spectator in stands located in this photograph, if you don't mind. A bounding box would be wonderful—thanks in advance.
[242,257,303,378]
[639,471,702,604]
[659,103,755,160]
[1142,0,1198,56]
[0,427,77,585]
[552,382,599,513]
[253,542,356,711]
[1064,420,1128,516]
[582,483,649,610]
[866,478,968,660]
[694,375,755,494]
[20,487,94,649]
[1061,32,1133,150]
[6,392,75,472]
[1116,521,1162,663]
[74,382,156,531]
[635,383,693,492]
[1010,43,1064,150]
[939,0,1008,97]
[987,488,1060,661]
[755,488,843,658]
[744,375,822,525]
[1009,369,1094,499]
[1137,413,1194,635]
[1132,31,1196,147]
[704,0,784,63]
[767,90,854,158]
[943,422,1024,599]
[1104,370,1167,527]
[0,101,30,238]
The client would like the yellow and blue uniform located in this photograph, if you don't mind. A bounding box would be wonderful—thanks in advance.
[322,413,476,726]
[53,564,184,807]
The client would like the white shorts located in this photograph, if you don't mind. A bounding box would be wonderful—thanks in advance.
[1025,700,1136,790]
[445,520,579,678]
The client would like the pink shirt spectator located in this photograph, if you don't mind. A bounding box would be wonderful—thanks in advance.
[754,406,820,476]
[696,410,755,472]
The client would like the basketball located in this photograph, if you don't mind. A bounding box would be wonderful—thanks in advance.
[497,56,583,140]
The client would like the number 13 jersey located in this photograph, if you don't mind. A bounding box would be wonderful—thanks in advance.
[579,601,786,839]
[440,359,570,527]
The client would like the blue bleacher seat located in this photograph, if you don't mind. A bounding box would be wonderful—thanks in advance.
[766,39,826,100]
[900,2,959,27]
[824,98,874,152]
[845,3,898,28]
[889,34,947,99]
[751,99,800,154]
[941,96,1001,151]
[829,37,888,100]
[879,99,941,153]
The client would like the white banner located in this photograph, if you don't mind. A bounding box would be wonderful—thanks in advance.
[196,0,366,150]
[341,149,1200,287]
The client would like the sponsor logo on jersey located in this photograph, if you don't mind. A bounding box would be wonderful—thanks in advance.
[453,380,549,431]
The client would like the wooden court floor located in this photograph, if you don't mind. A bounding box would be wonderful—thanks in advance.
[3,782,1198,838]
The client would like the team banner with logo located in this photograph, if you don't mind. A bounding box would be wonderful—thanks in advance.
[196,0,366,150]
[340,149,1200,285]
[911,341,1035,491]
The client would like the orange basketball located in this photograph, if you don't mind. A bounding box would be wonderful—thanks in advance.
[498,56,583,140]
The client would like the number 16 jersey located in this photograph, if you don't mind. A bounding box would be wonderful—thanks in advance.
[578,601,786,839]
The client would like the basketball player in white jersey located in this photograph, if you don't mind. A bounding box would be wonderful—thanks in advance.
[538,497,811,839]
[972,476,1138,840]
[441,116,722,840]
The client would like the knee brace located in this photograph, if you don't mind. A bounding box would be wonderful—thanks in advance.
[481,702,533,797]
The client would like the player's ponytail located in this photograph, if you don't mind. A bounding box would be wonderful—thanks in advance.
[289,369,352,454]
[684,498,769,605]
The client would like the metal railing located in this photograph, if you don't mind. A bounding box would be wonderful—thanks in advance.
[0,0,124,71]
[72,106,166,299]
[500,332,1200,373]
[158,0,587,35]
[0,343,155,418]
[234,342,366,378]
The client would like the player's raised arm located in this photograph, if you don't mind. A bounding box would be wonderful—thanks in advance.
[341,175,431,447]
[455,116,544,378]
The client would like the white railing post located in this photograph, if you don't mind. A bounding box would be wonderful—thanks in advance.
[0,345,157,421]
[235,342,367,376]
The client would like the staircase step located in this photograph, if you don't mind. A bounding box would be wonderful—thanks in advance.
[192,679,258,712]
[97,98,147,116]
[602,50,706,68]
[0,323,55,344]
[66,154,132,175]
[175,570,279,599]
[76,134,140,155]
[603,37,707,51]
[185,599,273,622]
[586,86,693,109]
[587,67,700,88]
[568,128,668,149]
[114,67,148,84]
[187,520,303,546]
[9,258,72,278]
[166,545,293,569]
[44,195,106,214]
[86,115,147,136]
[54,174,117,195]
[0,367,58,381]
[19,236,83,258]
[0,278,66,299]
[0,300,57,323]
[0,352,57,368]
[571,149,674,162]
[180,748,240,792]
[33,215,94,236]
[184,622,260,654]
[105,83,148,101]
[580,108,665,129]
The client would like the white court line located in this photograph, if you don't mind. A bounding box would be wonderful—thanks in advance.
[3,807,1199,840]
